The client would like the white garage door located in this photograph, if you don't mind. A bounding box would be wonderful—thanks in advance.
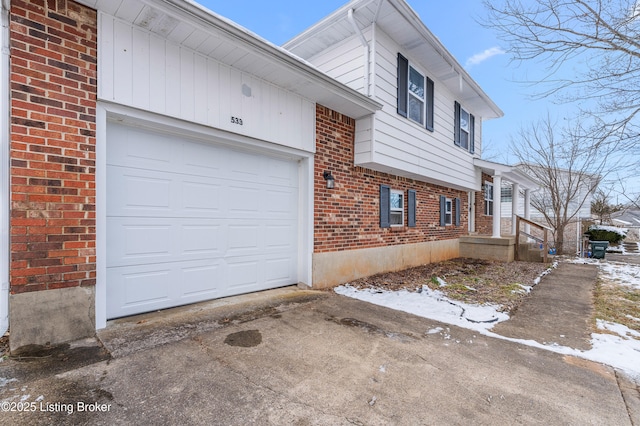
[106,122,299,319]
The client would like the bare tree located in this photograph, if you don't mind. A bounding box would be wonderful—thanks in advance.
[483,0,640,159]
[591,188,625,224]
[511,115,622,254]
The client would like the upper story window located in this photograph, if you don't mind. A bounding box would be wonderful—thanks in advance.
[454,101,475,154]
[397,53,434,131]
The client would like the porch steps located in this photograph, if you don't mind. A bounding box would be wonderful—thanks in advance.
[518,243,549,263]
[623,241,639,254]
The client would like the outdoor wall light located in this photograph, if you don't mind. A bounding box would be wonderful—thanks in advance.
[323,170,335,189]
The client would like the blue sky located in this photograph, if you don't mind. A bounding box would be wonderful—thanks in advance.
[194,0,565,163]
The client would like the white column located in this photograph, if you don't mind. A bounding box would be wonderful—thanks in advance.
[492,174,502,238]
[524,188,531,235]
[511,183,519,236]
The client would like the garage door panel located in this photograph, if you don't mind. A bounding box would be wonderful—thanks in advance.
[264,188,297,216]
[265,224,296,250]
[108,218,225,267]
[106,219,175,266]
[107,266,173,317]
[227,225,261,256]
[107,167,173,214]
[108,124,179,172]
[182,180,222,213]
[226,258,259,291]
[182,141,224,176]
[107,122,300,319]
[180,224,223,256]
[180,263,223,298]
[264,257,296,284]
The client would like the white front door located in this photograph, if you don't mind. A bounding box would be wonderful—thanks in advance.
[106,122,300,319]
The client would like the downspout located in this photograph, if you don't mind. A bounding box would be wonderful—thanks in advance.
[347,8,370,97]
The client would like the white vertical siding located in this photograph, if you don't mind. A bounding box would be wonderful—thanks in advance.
[98,13,315,153]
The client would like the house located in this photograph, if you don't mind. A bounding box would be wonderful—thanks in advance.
[0,0,534,353]
[284,0,537,276]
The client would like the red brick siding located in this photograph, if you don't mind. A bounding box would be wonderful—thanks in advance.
[475,173,493,235]
[314,105,468,253]
[9,0,97,294]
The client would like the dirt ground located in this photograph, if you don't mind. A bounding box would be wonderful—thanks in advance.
[342,258,553,314]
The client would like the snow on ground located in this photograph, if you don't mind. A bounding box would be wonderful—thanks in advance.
[335,258,640,383]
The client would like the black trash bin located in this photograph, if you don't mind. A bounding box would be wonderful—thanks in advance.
[590,241,609,259]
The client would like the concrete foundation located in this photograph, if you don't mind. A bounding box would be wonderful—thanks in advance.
[312,240,459,289]
[9,286,95,354]
[459,235,515,262]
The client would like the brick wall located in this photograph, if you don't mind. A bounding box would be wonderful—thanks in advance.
[314,105,468,253]
[475,173,493,235]
[9,0,97,294]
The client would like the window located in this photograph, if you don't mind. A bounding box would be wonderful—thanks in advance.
[484,182,494,216]
[501,186,512,203]
[390,190,404,226]
[445,198,453,225]
[440,196,461,226]
[380,186,417,228]
[454,101,475,153]
[397,53,434,131]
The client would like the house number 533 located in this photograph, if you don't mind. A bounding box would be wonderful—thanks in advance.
[231,116,243,125]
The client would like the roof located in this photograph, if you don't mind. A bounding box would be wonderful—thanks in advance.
[283,0,503,120]
[75,0,382,119]
[474,159,539,189]
[612,208,640,227]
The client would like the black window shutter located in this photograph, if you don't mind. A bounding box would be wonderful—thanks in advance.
[469,114,475,154]
[380,185,391,228]
[397,53,408,118]
[426,77,434,131]
[454,101,461,147]
[439,195,446,227]
[455,197,461,226]
[408,189,416,227]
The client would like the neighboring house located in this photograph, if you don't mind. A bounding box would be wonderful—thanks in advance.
[0,0,534,353]
[611,207,640,241]
[500,165,598,252]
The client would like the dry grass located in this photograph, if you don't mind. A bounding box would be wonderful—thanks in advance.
[344,258,552,314]
[593,278,640,336]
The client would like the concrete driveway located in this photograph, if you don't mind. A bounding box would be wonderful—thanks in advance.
[1,287,637,425]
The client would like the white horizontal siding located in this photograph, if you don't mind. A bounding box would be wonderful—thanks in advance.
[98,13,315,153]
[306,34,366,93]
[369,29,480,190]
